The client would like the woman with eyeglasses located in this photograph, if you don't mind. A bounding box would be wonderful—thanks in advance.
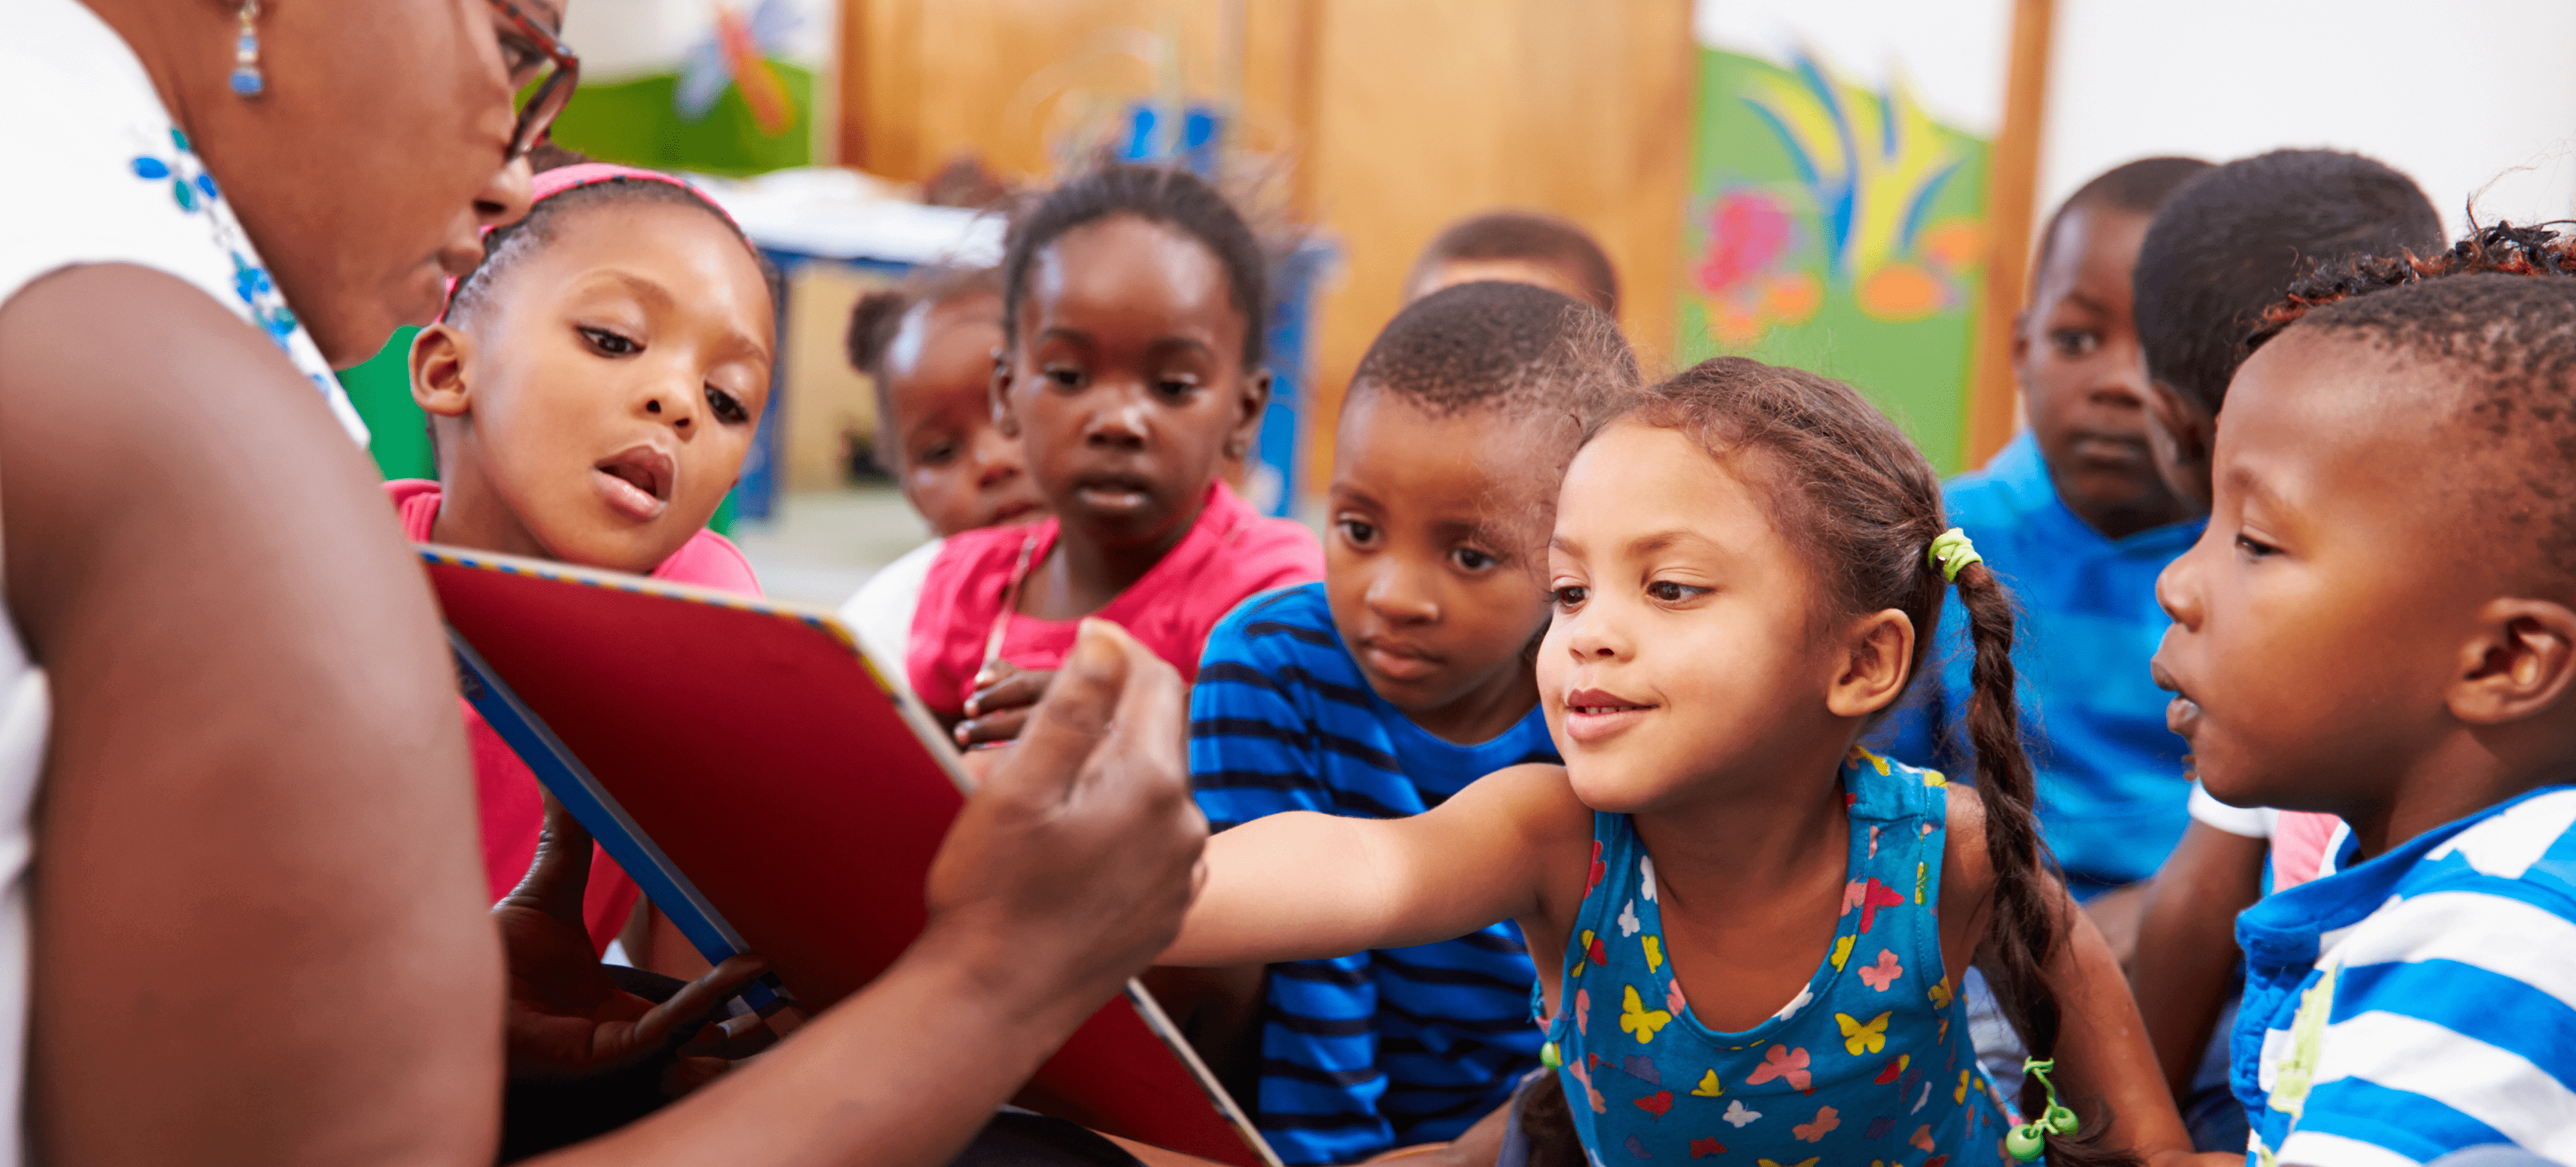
[0,3,1209,1165]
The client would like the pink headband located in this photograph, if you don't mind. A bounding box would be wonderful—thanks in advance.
[440,163,747,320]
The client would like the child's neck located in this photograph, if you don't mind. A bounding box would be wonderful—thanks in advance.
[2350,729,2576,861]
[428,460,552,563]
[1402,663,1540,746]
[2066,491,2189,541]
[1019,496,1207,621]
[1629,734,1855,900]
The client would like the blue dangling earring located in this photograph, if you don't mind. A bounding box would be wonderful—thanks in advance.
[229,0,265,98]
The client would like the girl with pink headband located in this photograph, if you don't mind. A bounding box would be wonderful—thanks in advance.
[399,153,778,974]
[440,160,764,319]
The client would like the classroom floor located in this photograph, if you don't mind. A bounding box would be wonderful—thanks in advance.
[729,486,933,608]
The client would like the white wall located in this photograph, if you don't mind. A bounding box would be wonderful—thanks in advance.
[2039,0,2576,241]
[1693,0,2013,137]
[1695,0,2576,248]
[559,0,837,83]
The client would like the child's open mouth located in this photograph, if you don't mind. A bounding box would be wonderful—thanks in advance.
[2149,660,2199,740]
[593,445,675,522]
[1563,687,1656,744]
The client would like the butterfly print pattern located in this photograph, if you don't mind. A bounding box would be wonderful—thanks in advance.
[1538,750,2009,1164]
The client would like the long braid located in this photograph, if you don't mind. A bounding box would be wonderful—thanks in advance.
[1952,565,2128,1165]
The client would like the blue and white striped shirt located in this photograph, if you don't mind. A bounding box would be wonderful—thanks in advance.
[1190,583,1555,1165]
[2236,785,2576,1166]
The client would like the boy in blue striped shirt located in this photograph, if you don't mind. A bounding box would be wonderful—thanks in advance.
[2151,228,2576,1165]
[1187,280,1635,1164]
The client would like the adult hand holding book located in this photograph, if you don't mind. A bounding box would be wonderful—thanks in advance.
[524,618,1214,1167]
[925,620,1209,1027]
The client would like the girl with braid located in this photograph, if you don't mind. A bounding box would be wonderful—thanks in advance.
[1156,358,2205,1167]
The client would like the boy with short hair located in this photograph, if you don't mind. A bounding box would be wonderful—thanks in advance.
[2153,231,2576,1165]
[2121,149,2447,1144]
[1404,210,1620,317]
[1875,157,2210,914]
[2131,148,2447,513]
[1187,280,1635,1164]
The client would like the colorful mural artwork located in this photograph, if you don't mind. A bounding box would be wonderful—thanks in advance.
[1682,47,1992,473]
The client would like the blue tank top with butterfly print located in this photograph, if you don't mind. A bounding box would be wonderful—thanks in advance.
[1536,748,2013,1166]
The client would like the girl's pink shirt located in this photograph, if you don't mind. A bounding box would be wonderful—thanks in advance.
[2271,809,2342,891]
[906,480,1324,716]
[388,479,761,952]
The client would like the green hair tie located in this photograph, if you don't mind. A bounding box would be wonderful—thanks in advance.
[1929,527,1983,583]
[2004,1057,2080,1161]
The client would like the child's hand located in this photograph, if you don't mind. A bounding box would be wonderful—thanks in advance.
[923,620,1207,1016]
[494,796,775,1095]
[956,660,1057,745]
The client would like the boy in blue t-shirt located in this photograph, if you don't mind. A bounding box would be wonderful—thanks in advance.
[1877,158,2214,911]
[1188,280,1635,1164]
[2154,231,2576,1164]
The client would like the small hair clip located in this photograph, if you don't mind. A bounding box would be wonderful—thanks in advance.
[1927,528,1983,583]
[2004,1057,2080,1162]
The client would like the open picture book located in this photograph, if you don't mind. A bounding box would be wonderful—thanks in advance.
[420,543,1280,1167]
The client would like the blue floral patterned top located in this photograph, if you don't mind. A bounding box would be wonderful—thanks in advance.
[1538,749,2013,1165]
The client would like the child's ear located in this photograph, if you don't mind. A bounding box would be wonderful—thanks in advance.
[410,323,476,420]
[989,347,1022,439]
[2144,378,2215,509]
[1827,608,1916,719]
[2008,308,2032,383]
[2145,380,2210,466]
[2450,597,2576,727]
[1224,368,1275,461]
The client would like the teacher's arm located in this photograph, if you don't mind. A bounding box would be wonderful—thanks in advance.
[2,265,507,1164]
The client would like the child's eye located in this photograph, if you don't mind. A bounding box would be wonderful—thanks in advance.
[1045,365,1084,390]
[1156,377,1201,401]
[917,442,961,467]
[2234,532,2281,559]
[1551,584,1588,610]
[1645,580,1709,603]
[580,326,639,356]
[1337,518,1378,547]
[1451,546,1499,572]
[704,385,749,424]
[2050,329,2101,358]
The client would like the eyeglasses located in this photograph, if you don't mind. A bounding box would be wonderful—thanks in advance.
[484,0,580,160]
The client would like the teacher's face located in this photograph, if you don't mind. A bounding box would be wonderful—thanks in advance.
[188,0,557,367]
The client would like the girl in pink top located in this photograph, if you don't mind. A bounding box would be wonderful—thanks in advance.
[911,164,1323,744]
[399,156,778,954]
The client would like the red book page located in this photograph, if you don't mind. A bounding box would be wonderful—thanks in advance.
[424,548,1271,1166]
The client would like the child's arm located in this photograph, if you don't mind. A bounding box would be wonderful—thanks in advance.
[2128,820,2267,1099]
[1944,790,2222,1167]
[2027,894,2234,1167]
[1161,762,1592,968]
